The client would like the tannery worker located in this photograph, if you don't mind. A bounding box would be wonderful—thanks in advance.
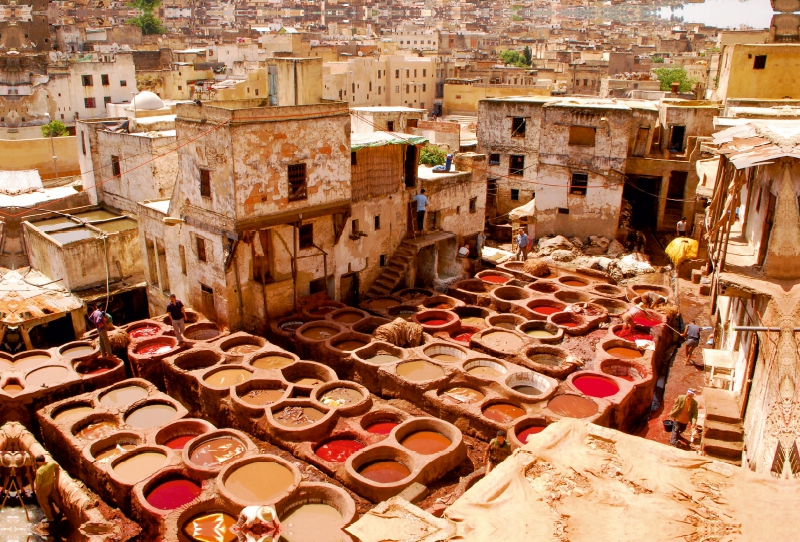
[89,305,112,359]
[641,290,668,309]
[167,294,188,345]
[620,303,648,333]
[412,189,429,234]
[515,228,530,262]
[483,430,512,474]
[668,389,698,447]
[34,455,60,525]
[681,320,702,365]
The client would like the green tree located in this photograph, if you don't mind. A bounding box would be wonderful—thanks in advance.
[653,65,697,92]
[128,12,166,35]
[419,145,447,166]
[129,0,160,10]
[650,55,665,63]
[523,45,532,66]
[499,50,529,68]
[41,120,67,138]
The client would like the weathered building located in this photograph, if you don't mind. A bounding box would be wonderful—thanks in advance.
[715,44,800,102]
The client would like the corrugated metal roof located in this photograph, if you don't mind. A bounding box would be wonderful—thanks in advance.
[0,267,83,326]
[713,120,800,169]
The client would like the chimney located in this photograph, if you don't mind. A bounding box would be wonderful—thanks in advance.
[671,81,680,95]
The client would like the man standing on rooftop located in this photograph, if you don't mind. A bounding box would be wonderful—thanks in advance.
[413,188,429,234]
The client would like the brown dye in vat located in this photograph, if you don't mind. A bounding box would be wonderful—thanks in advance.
[461,316,485,327]
[494,322,517,330]
[186,328,221,340]
[125,403,178,429]
[61,345,96,358]
[482,331,525,351]
[396,311,415,321]
[3,384,23,394]
[281,503,345,542]
[366,354,400,365]
[400,431,451,454]
[16,354,51,364]
[605,347,643,359]
[224,461,294,502]
[292,377,324,387]
[112,451,166,484]
[54,405,93,423]
[76,420,118,441]
[396,360,444,381]
[100,385,148,407]
[204,368,252,387]
[320,387,363,407]
[333,312,363,324]
[528,354,564,367]
[334,340,368,352]
[368,298,400,310]
[274,406,325,427]
[513,385,543,396]
[190,437,246,467]
[49,229,99,244]
[225,344,261,355]
[183,512,238,542]
[431,353,461,362]
[94,443,137,464]
[26,366,69,388]
[93,218,137,232]
[240,389,285,406]
[562,280,586,287]
[442,387,485,403]
[526,330,557,338]
[467,366,502,378]
[302,327,335,340]
[483,403,525,423]
[251,356,295,370]
[547,395,598,418]
[358,460,410,483]
[74,210,118,221]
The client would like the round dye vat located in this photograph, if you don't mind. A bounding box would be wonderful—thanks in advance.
[251,355,295,370]
[224,461,294,503]
[573,375,619,398]
[562,280,587,287]
[461,316,486,327]
[633,316,661,328]
[532,306,560,316]
[517,425,546,444]
[557,321,580,329]
[547,395,598,418]
[128,325,160,339]
[395,311,416,321]
[94,443,137,464]
[135,342,174,356]
[274,406,325,427]
[204,368,252,387]
[605,347,643,359]
[333,312,364,324]
[163,435,195,450]
[513,385,543,396]
[61,345,95,358]
[16,354,51,364]
[616,373,635,382]
[359,461,411,483]
[309,306,338,317]
[483,404,525,423]
[281,503,345,542]
[368,298,400,310]
[526,330,557,338]
[400,431,451,454]
[528,354,564,367]
[450,331,475,343]
[366,354,400,365]
[442,387,485,403]
[315,439,365,463]
[190,437,246,467]
[467,366,502,378]
[183,512,237,542]
[225,344,261,355]
[185,328,221,340]
[280,322,303,333]
[54,405,93,423]
[431,354,460,362]
[428,303,453,310]
[291,376,324,387]
[100,385,148,407]
[365,421,399,434]
[302,327,336,340]
[146,478,202,510]
[480,275,509,284]
[76,420,118,441]
[26,366,69,388]
[3,383,23,394]
[421,318,448,326]
[112,452,167,484]
[481,331,525,352]
[334,340,368,352]
[320,387,363,407]
[493,322,518,330]
[396,360,444,381]
[240,389,285,406]
[125,403,178,429]
[614,329,653,342]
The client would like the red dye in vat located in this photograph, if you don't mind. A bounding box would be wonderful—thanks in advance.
[450,331,475,342]
[481,275,509,284]
[136,342,174,355]
[422,319,448,326]
[632,316,661,328]
[366,421,399,434]
[614,329,653,341]
[558,321,579,328]
[128,325,160,339]
[164,435,195,450]
[315,439,365,462]
[533,306,560,316]
[85,367,111,375]
[517,425,546,444]
[573,375,620,398]
[146,479,202,510]
[616,374,635,382]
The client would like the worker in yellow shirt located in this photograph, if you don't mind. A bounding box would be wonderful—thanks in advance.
[34,455,60,523]
[668,389,699,447]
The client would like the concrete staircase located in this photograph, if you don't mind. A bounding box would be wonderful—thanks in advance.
[701,387,744,466]
[365,241,417,298]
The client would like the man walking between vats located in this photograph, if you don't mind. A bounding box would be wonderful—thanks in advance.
[89,305,112,359]
[483,430,512,474]
[682,319,702,366]
[412,189,429,234]
[677,217,687,238]
[34,455,60,525]
[668,389,698,447]
[167,294,188,345]
[515,228,530,262]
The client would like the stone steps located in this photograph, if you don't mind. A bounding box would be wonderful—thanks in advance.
[704,419,744,442]
[703,437,744,462]
[365,240,417,298]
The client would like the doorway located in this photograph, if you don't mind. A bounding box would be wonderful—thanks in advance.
[340,273,360,307]
[664,171,687,232]
[669,125,686,153]
[623,175,661,230]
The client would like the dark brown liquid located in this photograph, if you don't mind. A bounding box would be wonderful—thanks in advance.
[112,451,166,484]
[547,395,598,418]
[320,387,363,407]
[358,460,411,483]
[240,389,285,406]
[125,403,177,429]
[76,420,118,440]
[396,360,444,381]
[183,512,238,542]
[252,355,295,370]
[400,431,451,454]
[224,461,294,502]
[190,437,246,467]
[274,406,325,427]
[483,403,525,423]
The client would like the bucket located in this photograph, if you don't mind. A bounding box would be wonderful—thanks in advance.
[662,419,674,432]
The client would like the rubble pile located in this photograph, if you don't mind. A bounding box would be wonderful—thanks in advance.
[533,235,655,280]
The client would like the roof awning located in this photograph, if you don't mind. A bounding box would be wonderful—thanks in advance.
[351,132,427,152]
[235,201,351,232]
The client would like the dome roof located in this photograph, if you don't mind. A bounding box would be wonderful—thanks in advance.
[131,91,165,111]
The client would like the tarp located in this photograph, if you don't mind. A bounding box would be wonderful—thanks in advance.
[509,198,536,222]
[665,237,699,266]
[351,132,428,152]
